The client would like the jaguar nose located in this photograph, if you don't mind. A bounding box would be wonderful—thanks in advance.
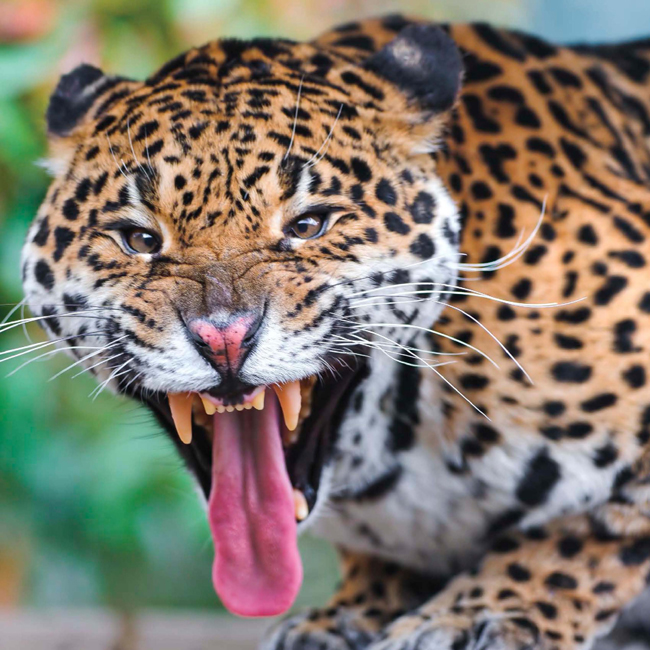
[188,311,263,376]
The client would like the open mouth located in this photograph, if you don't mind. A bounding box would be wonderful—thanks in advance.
[136,363,362,617]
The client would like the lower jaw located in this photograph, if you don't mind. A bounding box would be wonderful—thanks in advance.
[138,361,365,523]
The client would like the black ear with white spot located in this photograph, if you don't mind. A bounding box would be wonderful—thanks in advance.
[364,25,462,114]
[46,64,116,137]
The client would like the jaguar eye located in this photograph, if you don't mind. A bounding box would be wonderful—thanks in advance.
[288,213,327,240]
[122,228,161,255]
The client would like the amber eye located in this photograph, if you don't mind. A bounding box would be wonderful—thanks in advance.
[288,213,327,240]
[122,228,161,255]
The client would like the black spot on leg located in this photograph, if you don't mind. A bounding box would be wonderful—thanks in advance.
[543,401,566,417]
[507,563,532,582]
[620,537,650,565]
[594,443,618,468]
[557,536,583,558]
[545,572,578,590]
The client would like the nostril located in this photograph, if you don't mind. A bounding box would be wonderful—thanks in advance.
[241,312,263,347]
[190,329,211,349]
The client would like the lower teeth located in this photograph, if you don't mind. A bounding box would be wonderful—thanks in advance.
[293,489,309,522]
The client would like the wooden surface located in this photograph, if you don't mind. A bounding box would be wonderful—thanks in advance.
[0,609,272,650]
[1,608,648,649]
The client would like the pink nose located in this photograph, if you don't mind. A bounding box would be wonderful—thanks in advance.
[189,313,260,374]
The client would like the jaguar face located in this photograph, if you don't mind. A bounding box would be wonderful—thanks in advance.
[21,23,462,616]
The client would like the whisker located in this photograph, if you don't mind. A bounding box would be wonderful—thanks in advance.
[0,297,27,326]
[0,333,105,365]
[457,196,547,274]
[6,344,106,377]
[349,297,429,309]
[90,359,132,400]
[435,300,532,384]
[20,301,32,344]
[121,370,144,394]
[338,318,499,368]
[127,117,153,182]
[329,332,467,358]
[283,76,304,161]
[107,134,131,182]
[346,282,585,310]
[48,335,128,381]
[356,326,487,417]
[303,103,343,169]
[73,352,124,379]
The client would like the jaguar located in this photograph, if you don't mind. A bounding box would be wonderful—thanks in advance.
[17,14,650,650]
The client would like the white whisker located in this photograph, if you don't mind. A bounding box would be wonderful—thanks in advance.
[303,103,343,169]
[6,344,105,377]
[436,300,532,384]
[48,335,128,381]
[283,76,303,161]
[338,318,499,368]
[72,352,124,379]
[127,118,153,182]
[356,326,487,418]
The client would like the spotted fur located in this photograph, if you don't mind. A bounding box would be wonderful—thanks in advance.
[20,15,650,650]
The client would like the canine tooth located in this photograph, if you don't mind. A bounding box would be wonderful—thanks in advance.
[293,489,309,522]
[226,405,235,413]
[168,393,193,444]
[216,405,226,414]
[235,404,244,411]
[252,389,265,411]
[272,381,301,431]
[201,397,217,415]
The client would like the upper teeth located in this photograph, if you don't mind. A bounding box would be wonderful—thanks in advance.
[271,382,301,431]
[168,393,194,444]
[167,380,303,445]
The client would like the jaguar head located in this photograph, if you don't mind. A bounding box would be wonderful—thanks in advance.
[21,21,462,616]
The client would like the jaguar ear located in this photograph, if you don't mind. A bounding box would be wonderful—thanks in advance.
[363,24,463,116]
[44,64,138,176]
[46,64,115,137]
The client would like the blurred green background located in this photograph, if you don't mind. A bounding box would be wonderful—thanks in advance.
[0,0,649,615]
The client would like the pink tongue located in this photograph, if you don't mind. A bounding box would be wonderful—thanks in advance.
[208,393,303,617]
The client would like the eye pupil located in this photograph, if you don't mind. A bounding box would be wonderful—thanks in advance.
[124,229,161,254]
[290,214,325,240]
